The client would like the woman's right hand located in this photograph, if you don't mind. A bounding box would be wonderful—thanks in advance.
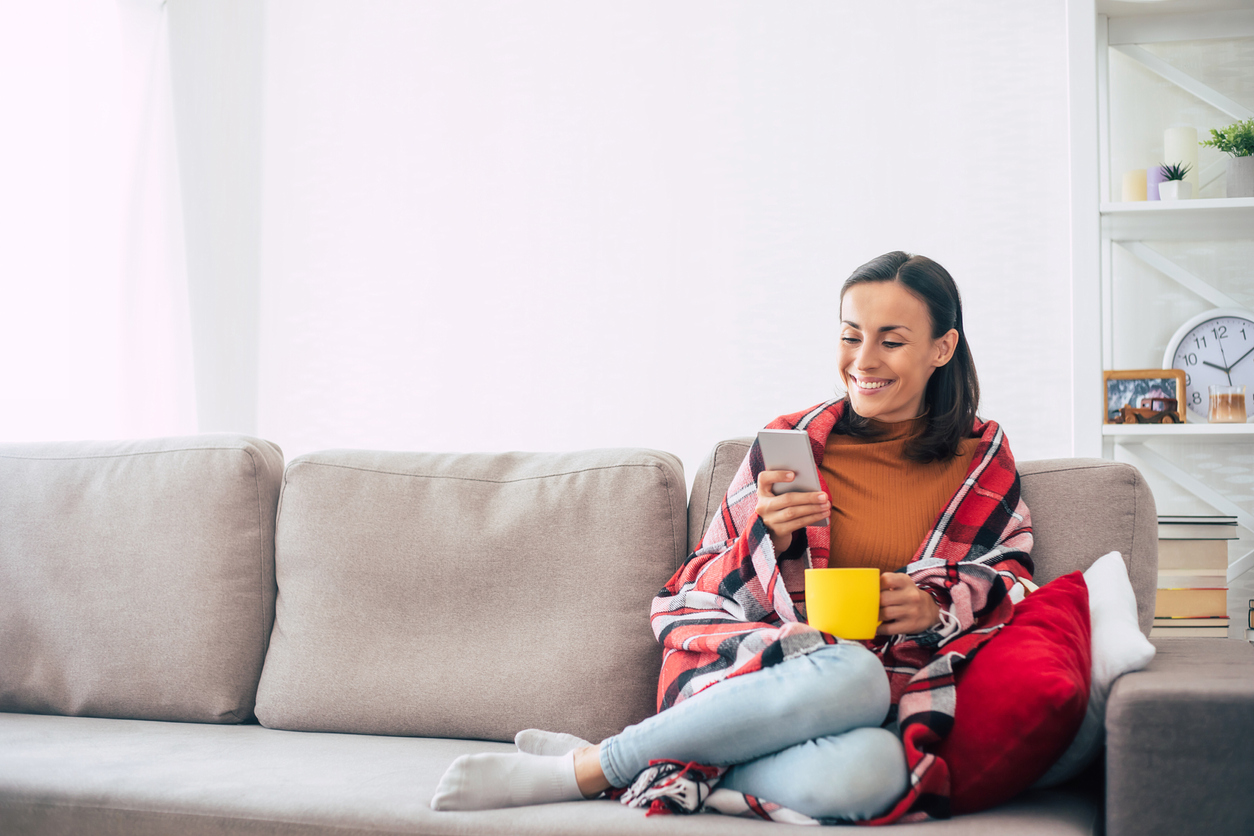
[755,471,829,555]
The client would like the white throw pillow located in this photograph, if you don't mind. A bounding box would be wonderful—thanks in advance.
[1032,551,1156,788]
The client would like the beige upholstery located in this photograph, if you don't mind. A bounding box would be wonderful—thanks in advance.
[687,439,1159,634]
[7,431,1236,836]
[1106,637,1254,835]
[254,448,687,744]
[0,435,283,723]
[0,711,1101,836]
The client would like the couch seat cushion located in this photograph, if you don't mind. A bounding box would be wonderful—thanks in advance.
[0,712,1101,836]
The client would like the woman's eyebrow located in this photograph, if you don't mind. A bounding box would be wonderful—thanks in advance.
[841,320,913,333]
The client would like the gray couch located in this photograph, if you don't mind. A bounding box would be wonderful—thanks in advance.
[2,434,1252,835]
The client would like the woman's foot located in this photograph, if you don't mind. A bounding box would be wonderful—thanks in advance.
[514,729,593,756]
[430,751,584,811]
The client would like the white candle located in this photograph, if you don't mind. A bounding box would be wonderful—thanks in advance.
[1164,127,1199,197]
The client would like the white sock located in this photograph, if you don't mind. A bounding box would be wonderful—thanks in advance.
[514,728,593,756]
[429,751,584,811]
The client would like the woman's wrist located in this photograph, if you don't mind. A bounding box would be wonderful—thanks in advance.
[920,585,946,630]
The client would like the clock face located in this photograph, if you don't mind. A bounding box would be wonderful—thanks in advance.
[1166,310,1254,422]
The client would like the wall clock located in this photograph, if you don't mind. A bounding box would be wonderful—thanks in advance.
[1162,308,1254,423]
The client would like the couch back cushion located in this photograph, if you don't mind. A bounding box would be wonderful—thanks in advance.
[254,448,686,743]
[688,440,1158,634]
[0,435,284,723]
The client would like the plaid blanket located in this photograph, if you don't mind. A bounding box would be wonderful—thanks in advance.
[648,398,1034,824]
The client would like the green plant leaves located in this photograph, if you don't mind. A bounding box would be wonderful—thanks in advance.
[1158,161,1192,181]
[1200,119,1254,158]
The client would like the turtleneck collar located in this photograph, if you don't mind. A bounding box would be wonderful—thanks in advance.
[865,414,928,440]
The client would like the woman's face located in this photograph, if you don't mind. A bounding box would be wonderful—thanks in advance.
[838,280,959,423]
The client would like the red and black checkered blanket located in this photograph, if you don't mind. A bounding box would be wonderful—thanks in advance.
[649,398,1034,824]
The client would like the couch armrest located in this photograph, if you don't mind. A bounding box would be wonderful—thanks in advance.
[1105,637,1254,836]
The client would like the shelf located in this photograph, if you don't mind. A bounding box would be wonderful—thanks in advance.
[1098,0,1251,17]
[1100,198,1254,240]
[1103,423,1254,443]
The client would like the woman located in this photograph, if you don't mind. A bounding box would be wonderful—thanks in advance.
[431,251,1033,824]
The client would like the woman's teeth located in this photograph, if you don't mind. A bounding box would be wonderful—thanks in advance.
[858,380,889,389]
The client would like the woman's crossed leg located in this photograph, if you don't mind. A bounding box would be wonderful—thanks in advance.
[431,642,907,821]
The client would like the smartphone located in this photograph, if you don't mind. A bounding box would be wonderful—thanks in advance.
[756,429,829,527]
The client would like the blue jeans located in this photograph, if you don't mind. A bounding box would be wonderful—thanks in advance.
[599,643,908,821]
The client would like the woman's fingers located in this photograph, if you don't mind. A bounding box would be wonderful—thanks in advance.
[771,498,828,520]
[756,471,829,545]
[769,499,828,526]
[879,604,911,623]
[877,573,941,635]
[757,469,804,497]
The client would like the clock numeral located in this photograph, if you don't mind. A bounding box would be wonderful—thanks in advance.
[1185,373,1192,387]
[1212,325,1228,340]
[1192,391,1202,405]
[1193,335,1207,349]
[1182,353,1198,366]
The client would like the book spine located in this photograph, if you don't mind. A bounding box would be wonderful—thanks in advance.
[1153,617,1230,627]
[1154,587,1228,618]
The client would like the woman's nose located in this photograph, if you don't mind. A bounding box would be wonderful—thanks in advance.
[856,342,877,369]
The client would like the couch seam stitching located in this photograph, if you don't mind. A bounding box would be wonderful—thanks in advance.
[1020,462,1122,477]
[700,445,723,552]
[0,446,259,462]
[245,444,263,725]
[1129,466,1143,633]
[703,440,748,553]
[653,461,681,577]
[284,459,666,485]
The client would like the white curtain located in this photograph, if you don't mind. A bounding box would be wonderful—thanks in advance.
[0,0,196,442]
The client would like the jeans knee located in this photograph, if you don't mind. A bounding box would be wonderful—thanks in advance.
[804,644,891,727]
[840,728,909,818]
[780,728,908,820]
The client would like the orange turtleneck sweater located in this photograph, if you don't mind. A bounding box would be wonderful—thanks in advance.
[819,416,979,573]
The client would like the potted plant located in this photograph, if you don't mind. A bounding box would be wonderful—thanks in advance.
[1200,118,1254,198]
[1157,162,1193,200]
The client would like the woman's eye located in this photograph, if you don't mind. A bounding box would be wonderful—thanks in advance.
[882,341,903,348]
[841,337,860,344]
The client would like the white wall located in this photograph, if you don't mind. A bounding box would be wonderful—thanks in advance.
[251,0,1075,485]
[0,0,196,443]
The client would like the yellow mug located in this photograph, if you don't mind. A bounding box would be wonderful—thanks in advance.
[804,567,880,640]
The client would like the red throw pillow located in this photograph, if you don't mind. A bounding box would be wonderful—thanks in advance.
[936,571,1092,815]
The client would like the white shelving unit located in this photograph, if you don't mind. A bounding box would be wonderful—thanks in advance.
[1102,423,1254,441]
[1069,1,1254,599]
[1100,196,1254,239]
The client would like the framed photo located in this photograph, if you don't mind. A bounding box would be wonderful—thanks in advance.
[1103,369,1186,425]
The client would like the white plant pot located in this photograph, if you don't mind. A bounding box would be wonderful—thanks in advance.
[1158,180,1192,200]
[1227,156,1254,198]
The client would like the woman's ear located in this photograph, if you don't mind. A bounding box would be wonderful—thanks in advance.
[932,328,959,368]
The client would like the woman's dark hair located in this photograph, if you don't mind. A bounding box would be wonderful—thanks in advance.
[834,251,980,462]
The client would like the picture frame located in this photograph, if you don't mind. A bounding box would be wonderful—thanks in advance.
[1102,369,1187,425]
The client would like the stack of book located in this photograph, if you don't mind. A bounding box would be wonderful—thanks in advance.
[1151,515,1236,638]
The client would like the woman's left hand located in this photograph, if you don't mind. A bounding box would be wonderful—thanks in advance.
[877,573,941,636]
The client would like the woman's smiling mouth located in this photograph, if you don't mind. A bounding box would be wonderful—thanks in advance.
[851,375,892,391]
